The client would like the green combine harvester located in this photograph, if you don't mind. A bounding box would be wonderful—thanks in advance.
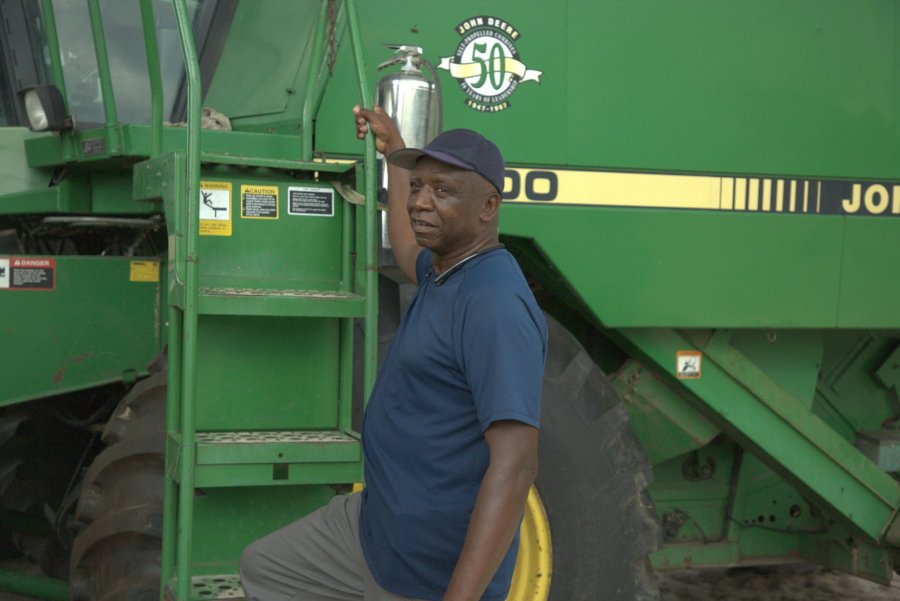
[0,1,897,600]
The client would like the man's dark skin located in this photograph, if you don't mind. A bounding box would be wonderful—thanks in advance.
[354,104,539,601]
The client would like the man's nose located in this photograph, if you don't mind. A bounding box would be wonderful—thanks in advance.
[409,186,435,211]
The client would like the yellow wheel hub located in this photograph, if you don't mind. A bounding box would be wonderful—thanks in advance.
[506,486,552,601]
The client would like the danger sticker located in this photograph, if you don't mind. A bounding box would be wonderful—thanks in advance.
[241,185,279,219]
[676,351,702,380]
[199,181,233,236]
[288,186,334,217]
[0,257,55,290]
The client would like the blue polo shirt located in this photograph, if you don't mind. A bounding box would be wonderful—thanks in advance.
[359,248,547,601]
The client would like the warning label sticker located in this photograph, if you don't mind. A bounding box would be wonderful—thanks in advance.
[676,351,702,380]
[0,257,55,290]
[288,186,334,217]
[130,260,160,282]
[199,181,233,236]
[241,185,279,219]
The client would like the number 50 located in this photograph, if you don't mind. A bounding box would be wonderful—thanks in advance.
[472,42,506,89]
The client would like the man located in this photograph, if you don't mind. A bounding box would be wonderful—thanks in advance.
[239,106,547,601]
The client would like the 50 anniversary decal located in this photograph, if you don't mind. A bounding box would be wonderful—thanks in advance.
[438,16,542,112]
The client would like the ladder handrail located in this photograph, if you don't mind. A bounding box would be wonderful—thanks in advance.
[171,1,202,599]
[139,0,164,156]
[37,0,68,105]
[85,0,119,132]
[345,0,379,397]
[300,0,332,161]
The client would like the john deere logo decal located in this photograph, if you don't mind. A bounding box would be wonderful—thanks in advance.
[439,16,542,112]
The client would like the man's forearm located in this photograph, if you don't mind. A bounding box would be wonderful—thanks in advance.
[443,461,537,601]
[385,156,410,255]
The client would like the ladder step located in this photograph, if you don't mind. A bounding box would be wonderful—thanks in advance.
[196,430,360,464]
[200,151,354,173]
[198,287,365,317]
[165,574,244,600]
[169,430,362,488]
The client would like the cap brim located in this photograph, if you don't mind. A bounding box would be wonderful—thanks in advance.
[387,148,476,173]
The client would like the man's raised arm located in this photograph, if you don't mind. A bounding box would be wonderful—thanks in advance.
[353,105,421,284]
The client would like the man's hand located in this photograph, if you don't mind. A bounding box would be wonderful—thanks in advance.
[353,104,405,156]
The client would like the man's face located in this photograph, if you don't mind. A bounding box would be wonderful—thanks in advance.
[407,157,492,258]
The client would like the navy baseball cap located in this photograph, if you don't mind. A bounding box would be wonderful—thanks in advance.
[387,129,505,195]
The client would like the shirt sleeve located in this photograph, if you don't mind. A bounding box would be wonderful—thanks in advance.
[459,286,547,432]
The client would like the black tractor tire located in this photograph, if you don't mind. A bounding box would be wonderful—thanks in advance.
[0,404,94,577]
[538,315,662,601]
[0,409,28,560]
[69,370,167,601]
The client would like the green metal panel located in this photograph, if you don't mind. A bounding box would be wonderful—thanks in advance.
[619,327,900,544]
[188,485,336,575]
[814,332,900,440]
[194,316,341,431]
[650,442,895,582]
[195,174,345,292]
[314,0,896,180]
[0,129,52,195]
[651,445,811,569]
[502,206,848,328]
[838,217,900,327]
[564,0,895,178]
[0,178,91,214]
[309,0,900,330]
[0,255,161,407]
[0,570,68,601]
[192,463,361,488]
[613,360,720,465]
[727,330,823,410]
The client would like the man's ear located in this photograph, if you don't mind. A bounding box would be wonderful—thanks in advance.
[480,192,501,222]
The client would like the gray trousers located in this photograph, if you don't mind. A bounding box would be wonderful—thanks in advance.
[239,493,425,601]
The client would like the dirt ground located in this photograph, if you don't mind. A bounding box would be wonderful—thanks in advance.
[1,563,898,600]
[658,564,900,601]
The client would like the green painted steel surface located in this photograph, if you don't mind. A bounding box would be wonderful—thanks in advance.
[618,327,900,544]
[0,569,68,601]
[502,206,851,328]
[188,485,336,575]
[613,361,720,465]
[315,0,897,178]
[0,129,51,196]
[194,316,342,431]
[0,255,161,406]
[311,0,900,329]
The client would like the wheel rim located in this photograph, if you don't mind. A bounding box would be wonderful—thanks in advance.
[507,486,552,601]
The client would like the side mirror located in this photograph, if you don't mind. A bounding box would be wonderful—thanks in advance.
[17,84,73,132]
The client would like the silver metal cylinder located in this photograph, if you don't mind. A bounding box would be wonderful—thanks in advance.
[375,48,442,263]
[376,69,441,152]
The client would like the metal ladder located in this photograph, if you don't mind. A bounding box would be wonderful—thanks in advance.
[133,1,378,598]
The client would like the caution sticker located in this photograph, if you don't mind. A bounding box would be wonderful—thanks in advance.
[676,351,702,380]
[288,186,334,217]
[199,181,233,236]
[129,260,160,282]
[0,257,55,290]
[241,185,279,219]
